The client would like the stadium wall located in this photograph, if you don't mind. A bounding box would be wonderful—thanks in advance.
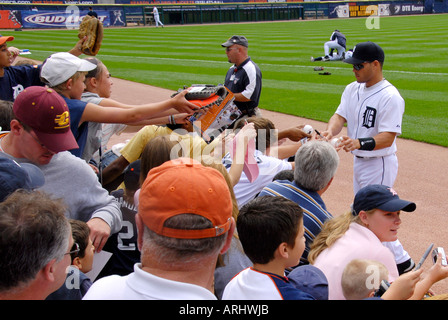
[0,0,446,29]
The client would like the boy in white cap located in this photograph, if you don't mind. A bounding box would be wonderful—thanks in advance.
[40,52,199,158]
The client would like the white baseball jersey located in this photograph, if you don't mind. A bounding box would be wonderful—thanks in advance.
[222,267,314,300]
[336,79,410,265]
[335,79,405,158]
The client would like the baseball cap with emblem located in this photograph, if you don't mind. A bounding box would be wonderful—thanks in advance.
[221,35,249,48]
[0,158,45,202]
[40,52,96,87]
[352,184,416,216]
[0,35,14,46]
[343,41,385,65]
[13,86,79,153]
[138,157,233,239]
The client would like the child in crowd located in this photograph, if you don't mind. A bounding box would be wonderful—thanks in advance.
[0,34,85,101]
[222,196,315,300]
[96,160,141,279]
[47,219,95,300]
[81,57,191,167]
[341,258,448,300]
[39,52,197,159]
[342,259,390,300]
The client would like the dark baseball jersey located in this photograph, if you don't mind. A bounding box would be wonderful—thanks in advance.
[224,57,262,114]
[0,64,43,101]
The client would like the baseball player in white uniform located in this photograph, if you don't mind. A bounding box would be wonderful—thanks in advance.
[152,7,164,27]
[321,41,414,275]
[311,29,346,62]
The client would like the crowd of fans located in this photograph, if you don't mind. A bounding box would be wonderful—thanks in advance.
[0,31,447,301]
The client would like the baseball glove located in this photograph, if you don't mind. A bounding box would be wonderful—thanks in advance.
[172,85,239,142]
[78,15,103,56]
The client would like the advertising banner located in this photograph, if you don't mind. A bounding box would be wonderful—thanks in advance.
[0,10,22,28]
[329,2,424,18]
[20,9,112,28]
[328,4,349,18]
[386,3,425,15]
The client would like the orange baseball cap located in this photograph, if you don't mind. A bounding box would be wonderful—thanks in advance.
[0,35,14,46]
[138,158,233,239]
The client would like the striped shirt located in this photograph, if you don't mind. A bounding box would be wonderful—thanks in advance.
[259,180,333,265]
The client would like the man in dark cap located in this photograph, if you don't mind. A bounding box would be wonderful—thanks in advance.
[320,41,412,274]
[222,35,262,119]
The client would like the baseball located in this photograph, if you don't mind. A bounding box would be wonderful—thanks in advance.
[303,125,313,135]
[331,137,342,148]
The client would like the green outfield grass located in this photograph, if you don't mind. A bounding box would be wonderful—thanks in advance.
[8,14,448,146]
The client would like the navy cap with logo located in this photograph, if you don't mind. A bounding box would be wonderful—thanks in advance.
[343,41,385,65]
[123,159,141,191]
[221,35,249,48]
[352,184,416,216]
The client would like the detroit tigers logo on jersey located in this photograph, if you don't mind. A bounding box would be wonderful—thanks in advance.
[12,84,24,100]
[362,106,377,128]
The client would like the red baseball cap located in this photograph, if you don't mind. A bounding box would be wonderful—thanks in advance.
[0,35,14,46]
[138,158,233,239]
[13,86,79,153]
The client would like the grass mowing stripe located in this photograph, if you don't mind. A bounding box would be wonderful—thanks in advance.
[10,14,448,146]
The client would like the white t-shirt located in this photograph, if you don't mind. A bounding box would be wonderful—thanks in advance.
[222,267,314,300]
[83,263,217,300]
[223,149,292,208]
[336,79,404,158]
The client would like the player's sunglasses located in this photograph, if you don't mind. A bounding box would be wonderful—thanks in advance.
[352,61,374,71]
[353,63,365,71]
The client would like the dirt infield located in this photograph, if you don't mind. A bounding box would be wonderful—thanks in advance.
[108,77,448,295]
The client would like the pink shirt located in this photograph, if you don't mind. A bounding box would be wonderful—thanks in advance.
[312,222,399,300]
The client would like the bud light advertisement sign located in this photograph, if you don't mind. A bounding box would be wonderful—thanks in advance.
[21,7,111,28]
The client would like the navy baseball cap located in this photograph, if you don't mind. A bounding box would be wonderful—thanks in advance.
[352,184,416,216]
[222,35,249,48]
[343,41,385,65]
[0,158,45,202]
[123,159,141,191]
[288,265,329,300]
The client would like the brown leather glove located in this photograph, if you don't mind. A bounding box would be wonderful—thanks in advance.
[78,15,103,56]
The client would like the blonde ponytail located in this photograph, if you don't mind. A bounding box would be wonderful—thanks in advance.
[308,211,361,264]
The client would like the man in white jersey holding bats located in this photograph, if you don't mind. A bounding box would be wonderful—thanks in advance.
[321,41,414,275]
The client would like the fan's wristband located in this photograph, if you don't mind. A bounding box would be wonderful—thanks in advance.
[358,137,376,151]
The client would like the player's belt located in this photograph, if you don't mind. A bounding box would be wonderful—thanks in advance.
[355,155,390,159]
[355,155,381,159]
